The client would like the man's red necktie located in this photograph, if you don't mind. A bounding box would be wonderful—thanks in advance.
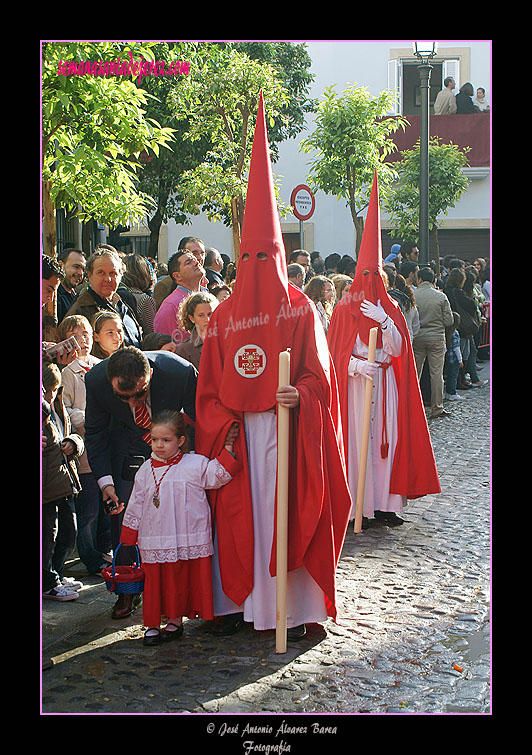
[134,402,151,444]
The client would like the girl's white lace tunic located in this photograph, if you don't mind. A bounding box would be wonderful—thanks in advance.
[123,453,233,563]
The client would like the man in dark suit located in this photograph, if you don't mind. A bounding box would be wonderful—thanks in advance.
[204,247,225,288]
[84,346,197,618]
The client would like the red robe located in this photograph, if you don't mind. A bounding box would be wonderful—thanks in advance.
[195,283,352,621]
[327,288,441,500]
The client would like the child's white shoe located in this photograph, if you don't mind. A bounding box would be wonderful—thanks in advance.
[43,585,79,601]
[61,576,84,591]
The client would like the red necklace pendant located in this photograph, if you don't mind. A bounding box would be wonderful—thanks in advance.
[150,452,183,508]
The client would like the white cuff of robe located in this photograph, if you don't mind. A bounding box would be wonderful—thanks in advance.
[98,475,114,491]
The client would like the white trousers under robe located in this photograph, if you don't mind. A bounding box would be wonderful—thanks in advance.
[212,411,327,630]
[346,325,407,519]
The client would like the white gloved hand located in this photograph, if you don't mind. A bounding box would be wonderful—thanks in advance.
[349,356,378,380]
[360,299,388,324]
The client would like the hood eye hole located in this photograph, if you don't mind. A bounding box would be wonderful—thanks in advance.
[374,270,380,275]
[257,252,267,260]
[241,253,250,261]
[362,269,370,276]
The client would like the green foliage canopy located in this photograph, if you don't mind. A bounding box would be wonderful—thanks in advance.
[385,137,471,241]
[166,44,289,227]
[42,41,175,227]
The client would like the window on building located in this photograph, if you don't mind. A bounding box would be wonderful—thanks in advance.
[106,235,151,256]
[388,57,461,115]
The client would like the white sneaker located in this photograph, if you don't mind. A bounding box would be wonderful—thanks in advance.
[61,576,84,591]
[445,393,464,401]
[43,586,79,601]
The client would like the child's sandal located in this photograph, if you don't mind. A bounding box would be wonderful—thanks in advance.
[161,623,184,642]
[143,628,162,646]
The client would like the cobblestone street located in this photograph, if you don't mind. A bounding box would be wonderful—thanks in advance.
[42,360,490,727]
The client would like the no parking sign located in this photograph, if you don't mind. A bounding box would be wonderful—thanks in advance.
[290,184,315,221]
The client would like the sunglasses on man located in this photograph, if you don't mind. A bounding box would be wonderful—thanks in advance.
[112,384,149,402]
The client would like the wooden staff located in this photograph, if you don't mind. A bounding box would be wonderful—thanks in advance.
[276,349,291,653]
[353,327,378,534]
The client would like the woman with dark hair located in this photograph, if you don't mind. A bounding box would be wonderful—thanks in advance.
[392,273,420,342]
[122,253,157,336]
[444,267,466,305]
[462,270,488,388]
[444,269,485,388]
[456,82,479,113]
[445,269,469,388]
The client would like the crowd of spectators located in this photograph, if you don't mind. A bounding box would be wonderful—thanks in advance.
[434,77,490,115]
[41,237,489,605]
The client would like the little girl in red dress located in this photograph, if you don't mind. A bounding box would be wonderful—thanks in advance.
[120,409,241,645]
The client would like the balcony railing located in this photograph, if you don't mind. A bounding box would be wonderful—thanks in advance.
[386,113,490,168]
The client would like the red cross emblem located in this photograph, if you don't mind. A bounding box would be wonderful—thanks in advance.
[234,344,267,377]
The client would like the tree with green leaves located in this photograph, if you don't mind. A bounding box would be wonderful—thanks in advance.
[300,84,408,254]
[134,42,315,259]
[166,44,290,259]
[232,41,317,160]
[385,137,471,273]
[42,41,175,256]
[131,42,213,258]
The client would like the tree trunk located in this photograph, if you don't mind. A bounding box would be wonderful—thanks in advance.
[42,179,58,341]
[82,221,93,257]
[347,166,364,257]
[148,208,163,260]
[353,214,365,258]
[42,180,57,259]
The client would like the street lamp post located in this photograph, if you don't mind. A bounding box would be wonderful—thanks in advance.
[412,41,438,269]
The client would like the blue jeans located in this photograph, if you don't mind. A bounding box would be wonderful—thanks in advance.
[464,336,480,383]
[75,473,112,573]
[444,356,460,396]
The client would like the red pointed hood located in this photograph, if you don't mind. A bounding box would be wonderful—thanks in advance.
[355,168,384,276]
[217,91,293,412]
[235,92,289,298]
[343,170,397,348]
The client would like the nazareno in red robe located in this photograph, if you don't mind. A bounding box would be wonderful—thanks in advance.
[195,282,353,622]
[194,92,352,621]
[327,172,441,501]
